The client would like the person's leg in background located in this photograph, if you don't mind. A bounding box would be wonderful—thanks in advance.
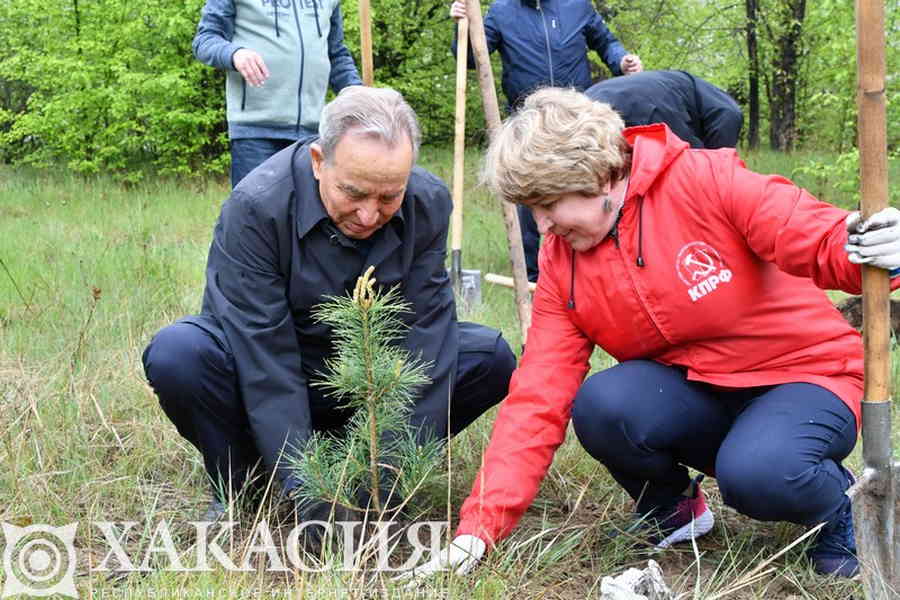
[230,138,294,188]
[713,383,858,576]
[517,204,541,283]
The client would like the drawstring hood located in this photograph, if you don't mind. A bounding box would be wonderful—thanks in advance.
[562,123,690,311]
[567,249,576,309]
[636,195,646,267]
[567,200,623,311]
[274,5,280,37]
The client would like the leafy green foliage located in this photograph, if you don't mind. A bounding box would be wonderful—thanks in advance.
[0,0,227,180]
[0,0,897,179]
[341,0,494,144]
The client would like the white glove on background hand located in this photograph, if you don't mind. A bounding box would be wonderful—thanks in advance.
[845,207,900,273]
[393,534,486,585]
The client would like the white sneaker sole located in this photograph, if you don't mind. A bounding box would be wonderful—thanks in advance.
[655,508,715,549]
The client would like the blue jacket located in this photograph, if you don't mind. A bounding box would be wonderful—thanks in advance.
[193,0,361,141]
[454,0,629,110]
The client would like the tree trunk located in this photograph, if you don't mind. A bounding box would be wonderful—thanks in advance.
[768,0,806,151]
[745,0,760,149]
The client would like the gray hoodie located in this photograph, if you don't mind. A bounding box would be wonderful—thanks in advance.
[192,0,362,140]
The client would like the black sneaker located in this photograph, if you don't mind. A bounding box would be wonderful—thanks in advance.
[807,494,859,578]
[622,475,715,549]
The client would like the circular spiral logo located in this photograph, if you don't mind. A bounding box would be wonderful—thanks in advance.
[2,522,78,598]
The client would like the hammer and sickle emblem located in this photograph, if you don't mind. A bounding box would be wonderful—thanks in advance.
[683,249,717,281]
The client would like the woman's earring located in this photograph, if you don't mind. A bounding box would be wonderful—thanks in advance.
[603,196,613,212]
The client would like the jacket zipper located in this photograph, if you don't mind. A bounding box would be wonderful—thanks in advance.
[241,79,247,110]
[291,0,306,132]
[614,225,668,344]
[536,2,554,86]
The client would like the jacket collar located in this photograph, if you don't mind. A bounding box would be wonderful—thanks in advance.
[623,123,690,201]
[291,143,404,262]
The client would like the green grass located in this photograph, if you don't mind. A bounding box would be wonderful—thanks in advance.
[0,146,897,599]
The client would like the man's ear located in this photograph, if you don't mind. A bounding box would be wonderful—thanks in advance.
[309,143,325,180]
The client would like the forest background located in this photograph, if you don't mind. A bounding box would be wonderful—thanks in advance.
[0,0,898,184]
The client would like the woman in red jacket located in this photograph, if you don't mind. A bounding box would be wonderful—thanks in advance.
[401,88,900,582]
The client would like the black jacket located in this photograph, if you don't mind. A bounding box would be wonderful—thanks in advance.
[186,142,460,489]
[586,70,743,148]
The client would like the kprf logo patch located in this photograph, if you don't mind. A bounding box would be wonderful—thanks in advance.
[675,242,733,302]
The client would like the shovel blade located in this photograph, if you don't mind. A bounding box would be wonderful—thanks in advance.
[849,464,899,598]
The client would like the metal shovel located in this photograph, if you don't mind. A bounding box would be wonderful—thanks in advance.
[846,1,898,597]
[450,15,481,312]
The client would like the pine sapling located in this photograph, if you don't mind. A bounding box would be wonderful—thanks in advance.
[290,266,441,517]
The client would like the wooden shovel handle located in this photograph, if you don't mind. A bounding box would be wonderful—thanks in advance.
[451,17,468,254]
[857,0,891,405]
[465,0,533,341]
[358,0,374,86]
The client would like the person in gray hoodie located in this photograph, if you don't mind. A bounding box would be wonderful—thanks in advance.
[193,0,362,187]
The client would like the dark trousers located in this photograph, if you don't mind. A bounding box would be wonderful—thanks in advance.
[142,319,516,499]
[517,204,540,283]
[570,360,857,526]
[229,138,295,188]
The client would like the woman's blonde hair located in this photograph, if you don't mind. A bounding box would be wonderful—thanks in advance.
[482,87,631,205]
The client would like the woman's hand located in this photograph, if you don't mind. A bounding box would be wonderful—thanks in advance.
[845,207,900,274]
[394,534,486,585]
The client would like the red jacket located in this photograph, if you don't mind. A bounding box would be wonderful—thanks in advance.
[457,123,895,546]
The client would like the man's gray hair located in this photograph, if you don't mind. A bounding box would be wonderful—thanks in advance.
[317,86,421,163]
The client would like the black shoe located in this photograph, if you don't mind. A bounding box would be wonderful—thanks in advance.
[808,494,859,578]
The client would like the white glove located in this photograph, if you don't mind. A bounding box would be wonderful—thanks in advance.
[393,534,486,585]
[845,207,900,273]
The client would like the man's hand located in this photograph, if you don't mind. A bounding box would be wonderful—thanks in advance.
[393,534,486,585]
[620,54,643,75]
[293,496,369,551]
[232,48,270,87]
[845,207,900,273]
[449,0,467,20]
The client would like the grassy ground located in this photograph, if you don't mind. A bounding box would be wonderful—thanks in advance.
[0,147,898,599]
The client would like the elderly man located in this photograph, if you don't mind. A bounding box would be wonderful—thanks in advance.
[142,87,516,520]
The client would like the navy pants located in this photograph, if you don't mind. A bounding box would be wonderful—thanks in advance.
[230,138,295,188]
[517,204,540,283]
[571,360,857,526]
[143,319,515,498]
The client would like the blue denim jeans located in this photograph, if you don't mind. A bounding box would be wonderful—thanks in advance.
[571,360,857,526]
[230,138,295,188]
